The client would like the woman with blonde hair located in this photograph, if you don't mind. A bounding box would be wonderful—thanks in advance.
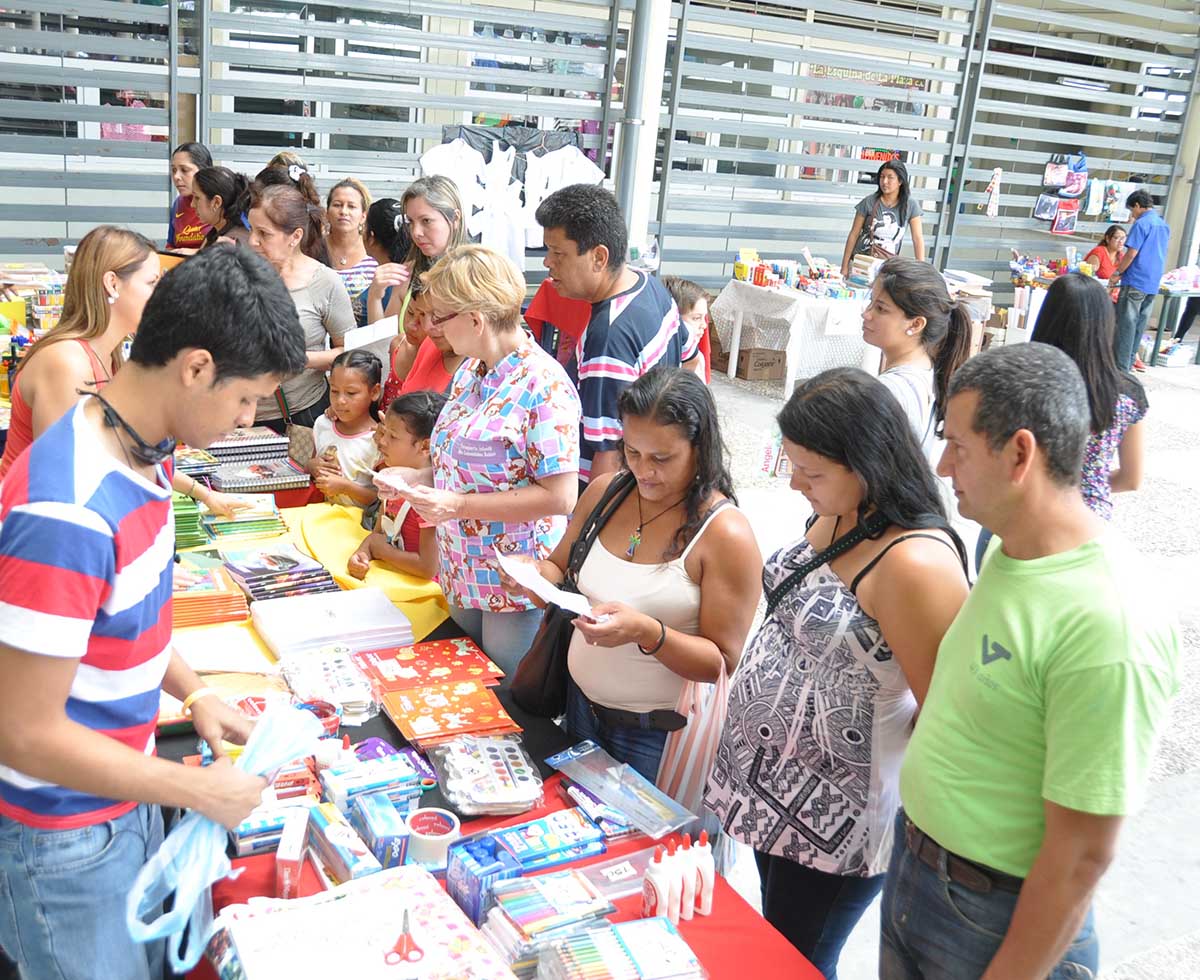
[376,244,580,677]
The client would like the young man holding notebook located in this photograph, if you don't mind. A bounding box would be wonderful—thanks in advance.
[0,246,308,980]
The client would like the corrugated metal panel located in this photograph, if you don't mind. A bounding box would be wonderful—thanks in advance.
[0,1,174,258]
[942,0,1200,293]
[656,0,974,291]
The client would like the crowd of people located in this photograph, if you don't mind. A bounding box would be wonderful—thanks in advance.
[0,140,1184,980]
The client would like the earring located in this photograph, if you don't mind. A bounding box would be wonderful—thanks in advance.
[905,328,914,335]
[107,293,118,305]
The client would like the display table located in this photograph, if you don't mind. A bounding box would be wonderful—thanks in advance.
[710,279,876,398]
[1150,288,1200,366]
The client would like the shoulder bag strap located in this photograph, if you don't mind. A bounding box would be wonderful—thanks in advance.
[764,511,888,617]
[274,386,294,426]
[565,471,637,583]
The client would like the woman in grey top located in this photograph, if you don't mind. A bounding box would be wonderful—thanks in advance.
[840,160,925,276]
[248,184,355,429]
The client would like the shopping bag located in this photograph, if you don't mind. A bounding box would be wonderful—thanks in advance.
[655,663,729,814]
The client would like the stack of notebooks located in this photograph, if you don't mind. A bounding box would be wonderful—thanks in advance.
[175,445,219,479]
[251,587,414,659]
[381,680,521,750]
[200,494,289,543]
[172,558,250,629]
[172,492,207,549]
[537,918,707,980]
[208,426,310,493]
[350,637,504,693]
[221,543,340,601]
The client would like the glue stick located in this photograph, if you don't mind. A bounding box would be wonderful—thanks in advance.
[678,833,696,921]
[694,829,715,915]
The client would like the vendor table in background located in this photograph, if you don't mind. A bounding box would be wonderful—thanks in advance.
[711,279,876,399]
[1150,288,1200,366]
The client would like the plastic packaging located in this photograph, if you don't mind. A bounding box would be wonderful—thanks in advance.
[427,734,543,815]
[126,705,325,972]
[694,830,715,916]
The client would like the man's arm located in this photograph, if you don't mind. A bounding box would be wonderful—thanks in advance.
[981,802,1121,979]
[0,643,266,829]
[1112,246,1139,278]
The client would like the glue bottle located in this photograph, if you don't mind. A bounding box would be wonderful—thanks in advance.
[662,838,682,924]
[694,830,715,916]
[640,845,669,919]
[678,833,696,921]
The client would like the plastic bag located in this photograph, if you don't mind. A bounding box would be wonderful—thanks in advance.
[126,705,324,973]
[656,665,729,815]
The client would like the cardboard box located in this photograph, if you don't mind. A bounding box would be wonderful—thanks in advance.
[711,347,786,381]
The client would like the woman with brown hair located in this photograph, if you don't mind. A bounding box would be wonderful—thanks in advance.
[324,178,377,325]
[248,184,354,430]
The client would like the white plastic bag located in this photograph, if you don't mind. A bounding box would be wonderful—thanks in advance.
[655,665,729,814]
[126,705,324,973]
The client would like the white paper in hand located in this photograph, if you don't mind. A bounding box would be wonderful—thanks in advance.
[373,468,415,498]
[496,553,596,619]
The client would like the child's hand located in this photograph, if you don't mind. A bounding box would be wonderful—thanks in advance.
[315,471,346,496]
[347,549,371,580]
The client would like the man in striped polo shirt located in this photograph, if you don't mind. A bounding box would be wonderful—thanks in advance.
[0,245,307,979]
[536,184,702,486]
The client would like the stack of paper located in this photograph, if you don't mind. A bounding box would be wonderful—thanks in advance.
[200,494,289,543]
[172,492,207,549]
[251,587,413,659]
[221,543,340,601]
[281,645,377,725]
[381,680,521,750]
[350,637,504,692]
[172,562,249,629]
[175,445,219,478]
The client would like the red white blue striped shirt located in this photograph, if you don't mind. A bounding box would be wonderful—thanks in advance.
[0,402,174,829]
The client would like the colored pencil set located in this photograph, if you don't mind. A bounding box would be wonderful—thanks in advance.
[536,917,706,980]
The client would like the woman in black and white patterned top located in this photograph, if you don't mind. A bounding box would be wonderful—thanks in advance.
[704,368,969,980]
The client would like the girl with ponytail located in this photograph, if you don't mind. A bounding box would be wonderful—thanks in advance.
[861,256,973,458]
[362,197,412,324]
[193,166,251,248]
[247,184,355,429]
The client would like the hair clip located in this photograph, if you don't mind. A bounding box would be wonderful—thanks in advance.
[288,164,306,182]
[393,214,404,232]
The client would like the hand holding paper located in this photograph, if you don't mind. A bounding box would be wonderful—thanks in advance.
[496,553,597,620]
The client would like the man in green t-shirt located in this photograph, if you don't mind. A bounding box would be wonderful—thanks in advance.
[881,343,1180,980]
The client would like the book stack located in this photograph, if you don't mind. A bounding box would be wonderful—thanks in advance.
[200,494,289,543]
[350,637,505,693]
[251,587,414,660]
[207,426,310,493]
[381,680,521,750]
[175,445,219,479]
[172,559,249,629]
[221,543,340,601]
[172,492,207,549]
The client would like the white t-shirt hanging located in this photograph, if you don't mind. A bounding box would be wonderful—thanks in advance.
[468,142,526,270]
[419,139,487,225]
[523,146,605,248]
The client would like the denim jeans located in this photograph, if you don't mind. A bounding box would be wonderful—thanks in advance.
[564,677,668,783]
[755,850,884,980]
[1113,286,1156,370]
[880,812,1099,979]
[448,604,544,686]
[0,804,165,980]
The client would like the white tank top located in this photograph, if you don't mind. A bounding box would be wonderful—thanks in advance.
[567,503,732,713]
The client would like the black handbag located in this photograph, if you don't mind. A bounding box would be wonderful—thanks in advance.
[510,472,636,717]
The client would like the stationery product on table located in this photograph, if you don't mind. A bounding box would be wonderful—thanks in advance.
[172,492,207,549]
[406,807,462,869]
[157,672,293,732]
[546,741,697,840]
[380,680,521,749]
[175,444,219,477]
[231,794,319,857]
[170,622,279,675]
[351,636,505,692]
[274,806,310,898]
[171,564,249,629]
[211,458,311,493]
[207,426,289,461]
[427,734,543,815]
[281,644,377,725]
[319,750,422,814]
[537,917,707,980]
[206,865,518,979]
[221,542,340,600]
[200,493,289,541]
[251,587,414,659]
[349,792,410,868]
[306,801,382,884]
[560,779,636,840]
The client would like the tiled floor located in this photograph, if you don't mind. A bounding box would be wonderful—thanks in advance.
[708,360,1200,980]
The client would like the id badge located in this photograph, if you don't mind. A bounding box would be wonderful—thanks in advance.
[455,436,507,466]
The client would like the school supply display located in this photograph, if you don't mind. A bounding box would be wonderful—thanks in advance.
[274,807,310,898]
[480,870,616,978]
[307,801,383,883]
[171,564,249,630]
[351,636,505,692]
[406,807,463,868]
[205,866,519,979]
[349,792,410,868]
[172,492,207,549]
[560,779,636,840]
[546,742,697,841]
[199,494,289,542]
[210,457,311,493]
[381,680,521,749]
[427,734,544,815]
[281,644,377,725]
[251,587,414,659]
[319,749,423,814]
[231,794,319,857]
[537,917,707,980]
[207,426,290,463]
[170,623,279,675]
[220,542,341,601]
[157,672,294,733]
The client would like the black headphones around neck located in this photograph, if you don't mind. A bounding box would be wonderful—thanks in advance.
[84,392,177,465]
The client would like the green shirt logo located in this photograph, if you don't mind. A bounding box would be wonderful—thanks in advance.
[981,634,1013,665]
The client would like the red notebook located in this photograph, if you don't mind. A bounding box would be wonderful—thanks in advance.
[381,681,521,749]
[351,637,504,693]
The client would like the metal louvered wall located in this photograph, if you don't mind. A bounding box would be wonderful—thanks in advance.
[942,0,1200,289]
[654,0,979,290]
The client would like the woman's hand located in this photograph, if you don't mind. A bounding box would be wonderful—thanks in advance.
[572,602,656,649]
[369,262,412,296]
[399,484,465,525]
[202,490,253,520]
[496,554,546,606]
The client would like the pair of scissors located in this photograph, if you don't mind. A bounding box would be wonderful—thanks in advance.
[384,909,424,965]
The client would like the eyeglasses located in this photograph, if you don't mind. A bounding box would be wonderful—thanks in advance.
[428,310,460,327]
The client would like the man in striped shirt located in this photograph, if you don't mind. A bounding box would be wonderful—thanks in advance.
[0,246,307,979]
[536,185,702,485]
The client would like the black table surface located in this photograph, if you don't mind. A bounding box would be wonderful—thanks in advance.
[156,619,574,817]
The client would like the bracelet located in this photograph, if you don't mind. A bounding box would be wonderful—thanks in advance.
[180,687,217,716]
[637,619,667,657]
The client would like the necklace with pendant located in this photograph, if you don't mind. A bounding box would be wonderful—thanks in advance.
[627,491,688,558]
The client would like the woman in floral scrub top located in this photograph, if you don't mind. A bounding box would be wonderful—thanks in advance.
[380,245,581,680]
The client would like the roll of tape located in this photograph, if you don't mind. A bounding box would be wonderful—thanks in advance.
[406,807,461,865]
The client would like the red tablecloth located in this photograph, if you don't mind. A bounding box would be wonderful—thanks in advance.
[272,486,323,509]
[190,777,820,980]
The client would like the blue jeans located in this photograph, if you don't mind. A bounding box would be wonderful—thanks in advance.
[880,812,1099,979]
[448,605,544,686]
[1114,286,1156,370]
[755,850,884,980]
[564,677,668,783]
[0,804,165,980]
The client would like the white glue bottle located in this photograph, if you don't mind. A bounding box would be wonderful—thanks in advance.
[662,838,683,924]
[694,830,715,916]
[678,834,696,921]
[640,845,669,919]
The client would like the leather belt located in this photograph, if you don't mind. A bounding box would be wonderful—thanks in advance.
[583,696,687,733]
[904,817,1024,895]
